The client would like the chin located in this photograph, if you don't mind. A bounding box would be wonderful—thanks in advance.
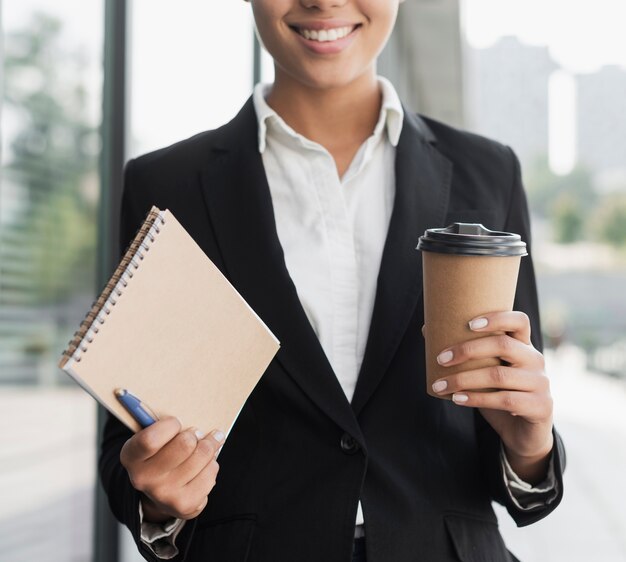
[286,65,371,92]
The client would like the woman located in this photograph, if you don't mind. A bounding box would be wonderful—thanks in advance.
[100,1,565,560]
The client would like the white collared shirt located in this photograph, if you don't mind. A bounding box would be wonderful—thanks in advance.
[254,76,403,403]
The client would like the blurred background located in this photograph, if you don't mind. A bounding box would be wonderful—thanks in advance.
[0,1,624,561]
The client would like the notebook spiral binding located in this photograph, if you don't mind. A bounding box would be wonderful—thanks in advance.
[60,207,166,366]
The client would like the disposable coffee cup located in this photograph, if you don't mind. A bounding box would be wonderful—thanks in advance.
[416,223,527,398]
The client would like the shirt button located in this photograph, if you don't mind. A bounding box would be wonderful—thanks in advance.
[340,433,360,455]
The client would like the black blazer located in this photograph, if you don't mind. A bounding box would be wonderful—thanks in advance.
[99,98,565,562]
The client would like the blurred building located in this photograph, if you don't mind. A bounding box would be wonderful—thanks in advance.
[576,65,626,181]
[465,36,557,169]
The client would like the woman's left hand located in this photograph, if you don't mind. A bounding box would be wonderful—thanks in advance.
[431,310,554,484]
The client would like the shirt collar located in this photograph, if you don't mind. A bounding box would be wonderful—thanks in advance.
[252,76,404,154]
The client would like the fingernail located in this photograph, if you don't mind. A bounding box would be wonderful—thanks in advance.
[452,393,469,404]
[437,350,454,365]
[469,317,489,330]
[212,430,226,443]
[432,380,448,393]
[194,429,206,440]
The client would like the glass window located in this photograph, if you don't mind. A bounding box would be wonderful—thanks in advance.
[462,1,626,560]
[0,1,103,560]
[128,0,254,158]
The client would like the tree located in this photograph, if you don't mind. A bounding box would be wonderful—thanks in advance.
[591,194,626,248]
[524,154,597,244]
[1,12,99,305]
[525,154,596,217]
[551,193,585,244]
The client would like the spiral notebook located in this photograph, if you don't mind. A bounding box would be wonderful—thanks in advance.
[59,206,280,435]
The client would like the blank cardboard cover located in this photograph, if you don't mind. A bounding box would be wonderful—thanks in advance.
[59,207,280,435]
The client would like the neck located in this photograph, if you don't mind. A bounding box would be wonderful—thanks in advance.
[265,70,382,158]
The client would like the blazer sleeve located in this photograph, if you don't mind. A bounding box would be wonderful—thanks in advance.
[476,147,566,527]
[98,159,199,561]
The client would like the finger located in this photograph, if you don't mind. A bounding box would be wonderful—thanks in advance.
[468,311,531,345]
[450,389,553,420]
[161,460,220,520]
[121,416,182,465]
[437,334,543,369]
[148,459,218,520]
[431,365,547,396]
[421,325,426,338]
[182,459,220,511]
[127,427,200,491]
[168,430,225,486]
[142,427,204,475]
[186,496,209,520]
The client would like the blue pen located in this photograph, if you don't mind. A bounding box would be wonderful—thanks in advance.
[115,388,158,428]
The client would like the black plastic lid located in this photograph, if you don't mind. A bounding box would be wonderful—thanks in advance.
[416,223,527,257]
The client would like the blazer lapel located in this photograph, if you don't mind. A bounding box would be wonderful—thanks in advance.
[350,111,453,416]
[199,100,363,444]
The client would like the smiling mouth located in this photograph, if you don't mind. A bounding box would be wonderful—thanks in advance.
[290,24,360,43]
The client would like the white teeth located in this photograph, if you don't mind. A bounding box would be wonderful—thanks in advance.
[298,26,354,43]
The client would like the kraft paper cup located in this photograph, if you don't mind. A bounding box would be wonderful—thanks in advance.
[416,223,527,398]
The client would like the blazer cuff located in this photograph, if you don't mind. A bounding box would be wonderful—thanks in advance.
[499,442,559,510]
[139,501,186,560]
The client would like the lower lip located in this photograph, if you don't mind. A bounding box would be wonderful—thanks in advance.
[292,27,359,55]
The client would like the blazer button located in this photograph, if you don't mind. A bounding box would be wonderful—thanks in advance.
[340,433,360,455]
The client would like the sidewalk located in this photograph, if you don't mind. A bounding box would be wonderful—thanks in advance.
[0,387,95,562]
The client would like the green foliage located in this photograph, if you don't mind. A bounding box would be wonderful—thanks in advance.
[525,154,596,222]
[524,150,626,249]
[1,12,99,305]
[551,193,584,244]
[590,194,626,248]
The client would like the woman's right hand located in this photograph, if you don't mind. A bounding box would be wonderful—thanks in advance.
[120,416,224,523]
